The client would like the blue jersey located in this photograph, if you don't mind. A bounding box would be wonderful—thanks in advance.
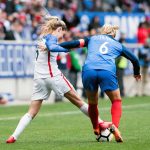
[44,34,69,52]
[46,34,140,75]
[45,34,140,92]
[83,35,123,74]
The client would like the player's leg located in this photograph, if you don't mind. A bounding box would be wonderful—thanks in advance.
[51,74,86,117]
[98,70,122,128]
[64,89,112,129]
[105,89,122,128]
[6,100,43,143]
[98,70,123,142]
[6,79,50,143]
[64,89,102,123]
[85,90,100,135]
[51,74,103,122]
[64,90,89,116]
[105,89,123,142]
[82,69,101,135]
[65,88,104,135]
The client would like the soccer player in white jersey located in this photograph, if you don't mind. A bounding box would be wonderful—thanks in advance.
[6,16,111,143]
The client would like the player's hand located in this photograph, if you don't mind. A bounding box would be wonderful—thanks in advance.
[134,74,142,82]
[38,41,47,51]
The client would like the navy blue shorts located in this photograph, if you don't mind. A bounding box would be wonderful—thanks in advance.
[82,69,119,92]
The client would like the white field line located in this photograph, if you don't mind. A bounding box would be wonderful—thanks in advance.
[0,103,150,121]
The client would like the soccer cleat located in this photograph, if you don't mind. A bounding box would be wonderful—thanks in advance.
[93,128,100,135]
[99,121,112,130]
[6,136,16,144]
[110,124,123,142]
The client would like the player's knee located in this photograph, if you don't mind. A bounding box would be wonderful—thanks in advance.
[87,94,98,104]
[113,95,122,100]
[88,99,98,104]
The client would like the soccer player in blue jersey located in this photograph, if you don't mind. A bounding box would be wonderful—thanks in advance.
[45,24,141,142]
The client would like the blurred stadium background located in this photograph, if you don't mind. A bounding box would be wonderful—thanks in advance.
[0,0,150,104]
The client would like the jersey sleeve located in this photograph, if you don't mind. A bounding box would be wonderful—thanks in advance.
[121,45,140,75]
[59,37,90,49]
[44,34,69,52]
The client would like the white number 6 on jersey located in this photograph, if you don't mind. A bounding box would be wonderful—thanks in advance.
[99,42,108,54]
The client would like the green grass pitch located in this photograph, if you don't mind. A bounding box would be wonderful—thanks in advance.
[0,96,150,150]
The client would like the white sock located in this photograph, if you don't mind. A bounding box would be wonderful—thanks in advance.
[80,103,103,123]
[80,103,89,117]
[12,113,32,140]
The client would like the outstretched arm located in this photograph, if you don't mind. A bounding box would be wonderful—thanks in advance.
[44,34,69,52]
[59,37,89,49]
[121,46,141,81]
[45,42,69,52]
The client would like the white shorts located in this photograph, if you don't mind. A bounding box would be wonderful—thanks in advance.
[31,74,73,101]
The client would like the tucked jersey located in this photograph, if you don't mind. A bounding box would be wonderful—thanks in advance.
[34,35,61,79]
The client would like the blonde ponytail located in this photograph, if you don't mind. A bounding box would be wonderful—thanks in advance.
[99,24,119,37]
[40,16,67,36]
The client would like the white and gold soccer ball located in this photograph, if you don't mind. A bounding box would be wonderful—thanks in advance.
[96,128,114,142]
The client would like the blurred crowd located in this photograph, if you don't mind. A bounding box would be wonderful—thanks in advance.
[0,0,150,101]
[0,0,150,41]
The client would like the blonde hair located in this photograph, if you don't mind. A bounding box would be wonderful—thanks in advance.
[99,24,119,37]
[40,16,67,36]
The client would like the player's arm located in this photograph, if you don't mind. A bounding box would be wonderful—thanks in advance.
[46,42,69,52]
[59,37,89,49]
[45,34,69,52]
[121,45,141,81]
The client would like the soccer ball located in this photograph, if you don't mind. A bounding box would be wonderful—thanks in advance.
[96,128,114,142]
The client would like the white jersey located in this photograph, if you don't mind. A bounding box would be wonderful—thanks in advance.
[31,35,73,101]
[34,38,61,79]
